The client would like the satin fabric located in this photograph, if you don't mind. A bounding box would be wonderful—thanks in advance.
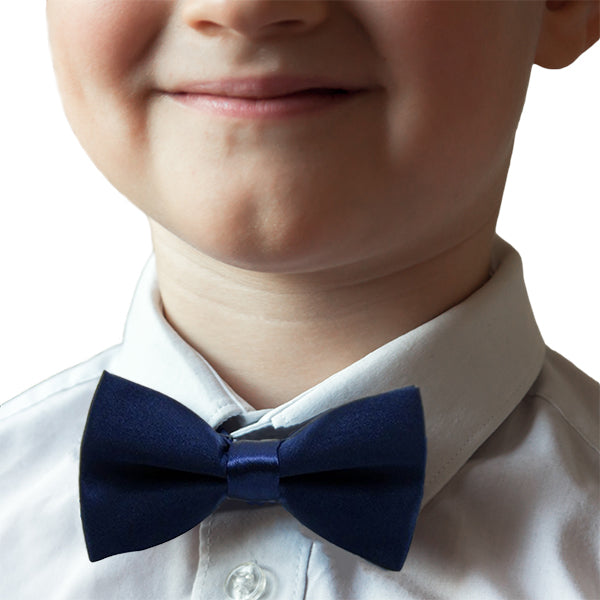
[79,372,426,570]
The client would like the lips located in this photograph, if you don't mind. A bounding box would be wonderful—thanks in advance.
[166,76,368,119]
[169,76,365,99]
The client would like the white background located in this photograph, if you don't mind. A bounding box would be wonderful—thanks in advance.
[1,4,598,402]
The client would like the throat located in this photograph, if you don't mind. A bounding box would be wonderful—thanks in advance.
[150,218,494,409]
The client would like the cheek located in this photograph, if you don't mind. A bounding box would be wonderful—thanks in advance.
[47,0,168,88]
[333,0,544,261]
[352,0,541,185]
[46,0,170,197]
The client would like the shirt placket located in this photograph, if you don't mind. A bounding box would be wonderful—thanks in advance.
[192,504,312,600]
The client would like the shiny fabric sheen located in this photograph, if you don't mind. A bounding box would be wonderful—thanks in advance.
[79,372,426,571]
[226,439,281,502]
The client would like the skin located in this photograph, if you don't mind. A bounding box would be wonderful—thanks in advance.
[46,0,599,408]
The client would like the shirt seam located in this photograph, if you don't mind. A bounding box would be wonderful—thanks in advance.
[0,375,101,423]
[299,540,314,600]
[193,518,212,598]
[293,525,308,600]
[528,390,599,455]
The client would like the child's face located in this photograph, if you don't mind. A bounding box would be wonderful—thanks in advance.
[47,0,544,274]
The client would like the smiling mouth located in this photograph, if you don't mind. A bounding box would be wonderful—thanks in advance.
[168,87,366,119]
[229,87,353,98]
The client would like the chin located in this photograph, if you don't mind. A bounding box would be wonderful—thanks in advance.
[146,181,355,273]
[189,229,338,275]
[153,209,343,275]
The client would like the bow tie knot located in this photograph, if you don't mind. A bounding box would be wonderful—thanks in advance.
[226,439,281,503]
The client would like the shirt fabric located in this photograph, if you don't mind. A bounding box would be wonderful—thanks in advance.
[1,236,598,600]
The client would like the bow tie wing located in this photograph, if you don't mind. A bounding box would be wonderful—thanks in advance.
[80,372,229,561]
[277,387,426,571]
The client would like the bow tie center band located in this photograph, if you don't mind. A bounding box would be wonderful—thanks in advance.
[79,371,426,571]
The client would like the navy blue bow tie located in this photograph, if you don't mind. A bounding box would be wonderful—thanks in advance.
[79,371,426,570]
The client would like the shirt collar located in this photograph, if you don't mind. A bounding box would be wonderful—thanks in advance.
[110,235,546,506]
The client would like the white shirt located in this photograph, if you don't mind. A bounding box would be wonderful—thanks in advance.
[1,236,598,600]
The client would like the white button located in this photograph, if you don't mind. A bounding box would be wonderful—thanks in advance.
[224,561,267,600]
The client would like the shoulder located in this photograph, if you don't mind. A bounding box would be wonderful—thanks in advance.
[0,344,121,480]
[0,347,123,592]
[0,345,120,423]
[527,347,599,454]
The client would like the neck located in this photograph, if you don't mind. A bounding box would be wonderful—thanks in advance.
[149,220,495,409]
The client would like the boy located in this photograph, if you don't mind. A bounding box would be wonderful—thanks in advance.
[1,0,598,598]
